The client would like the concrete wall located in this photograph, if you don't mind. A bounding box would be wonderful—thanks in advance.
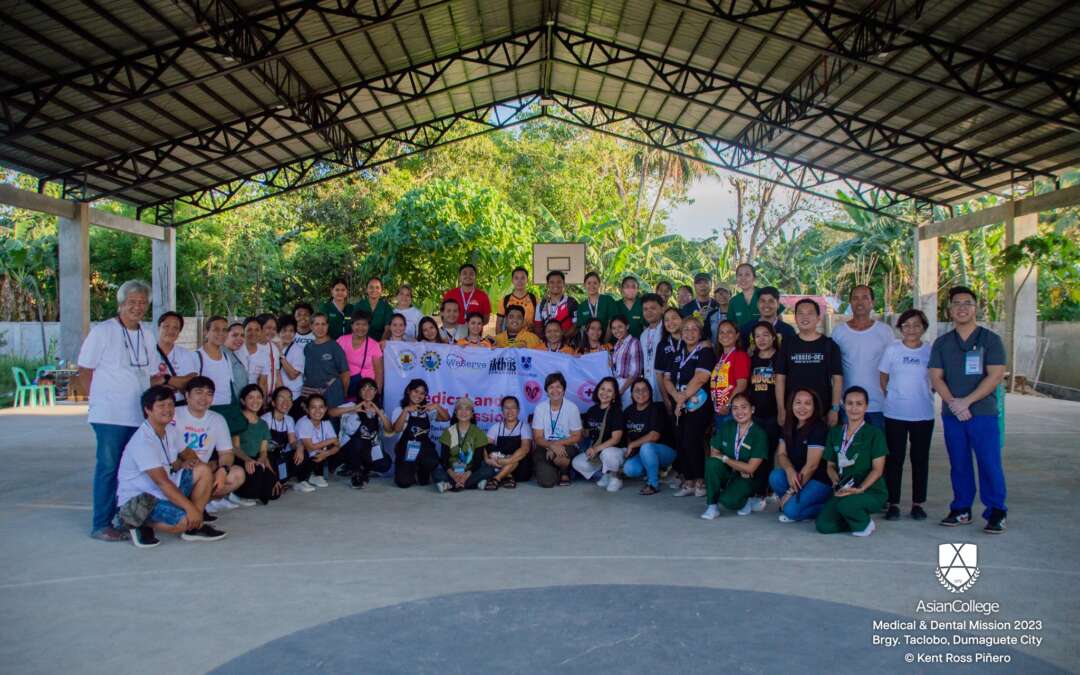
[0,319,198,361]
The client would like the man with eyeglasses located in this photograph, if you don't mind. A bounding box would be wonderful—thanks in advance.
[929,286,1008,534]
[78,279,157,542]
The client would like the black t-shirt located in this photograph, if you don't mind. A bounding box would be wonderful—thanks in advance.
[777,334,842,410]
[749,352,779,419]
[784,419,829,484]
[622,402,674,447]
[654,335,682,377]
[666,343,717,391]
[582,404,625,445]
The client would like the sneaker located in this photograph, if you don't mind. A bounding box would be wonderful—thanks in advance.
[309,475,329,488]
[693,486,707,498]
[181,524,227,542]
[885,505,901,521]
[228,493,256,507]
[673,485,695,497]
[778,513,794,523]
[737,501,753,516]
[90,526,127,542]
[852,519,876,537]
[436,481,450,494]
[983,509,1007,534]
[350,473,365,490]
[207,498,237,512]
[294,480,316,493]
[910,505,927,521]
[202,510,218,523]
[606,476,623,492]
[334,464,352,477]
[940,509,972,527]
[765,494,779,504]
[700,504,720,520]
[477,480,487,491]
[750,497,767,512]
[129,525,160,549]
[668,474,683,489]
[596,473,611,488]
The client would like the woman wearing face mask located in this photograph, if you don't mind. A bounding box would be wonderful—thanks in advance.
[701,393,768,519]
[769,388,831,522]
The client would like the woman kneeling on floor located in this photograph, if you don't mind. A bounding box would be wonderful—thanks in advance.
[769,387,832,523]
[339,378,393,489]
[230,384,282,505]
[483,396,533,490]
[815,386,888,537]
[571,377,627,491]
[391,379,451,488]
[294,394,341,491]
[436,397,495,492]
[701,393,768,519]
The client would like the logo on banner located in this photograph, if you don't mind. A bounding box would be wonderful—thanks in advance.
[445,353,489,371]
[577,380,597,402]
[519,355,533,371]
[524,380,542,403]
[936,543,980,593]
[398,350,417,372]
[489,356,517,375]
[420,351,441,372]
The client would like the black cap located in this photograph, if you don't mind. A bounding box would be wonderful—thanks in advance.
[693,272,711,283]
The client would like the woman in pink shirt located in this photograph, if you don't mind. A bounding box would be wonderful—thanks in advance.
[336,311,384,399]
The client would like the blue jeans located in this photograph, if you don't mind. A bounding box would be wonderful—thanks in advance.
[840,409,885,431]
[942,415,1006,518]
[623,443,676,487]
[91,423,138,532]
[769,469,832,521]
[147,470,194,526]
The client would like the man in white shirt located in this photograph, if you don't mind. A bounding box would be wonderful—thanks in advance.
[78,279,157,542]
[238,317,271,394]
[639,293,666,402]
[172,377,246,513]
[831,285,895,429]
[292,303,317,347]
[115,385,226,547]
[276,316,306,402]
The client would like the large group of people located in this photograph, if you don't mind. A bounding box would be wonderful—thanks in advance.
[77,262,1009,549]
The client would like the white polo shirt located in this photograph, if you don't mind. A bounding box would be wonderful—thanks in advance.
[77,318,155,427]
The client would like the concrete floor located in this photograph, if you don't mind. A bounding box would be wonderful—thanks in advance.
[0,394,1077,674]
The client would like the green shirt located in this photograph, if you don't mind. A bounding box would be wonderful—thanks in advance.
[710,418,768,463]
[236,418,271,459]
[575,294,619,335]
[355,297,394,341]
[728,288,761,329]
[439,423,489,470]
[614,297,645,337]
[318,300,354,340]
[823,422,887,497]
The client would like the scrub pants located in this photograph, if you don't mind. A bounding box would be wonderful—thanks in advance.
[91,423,138,532]
[815,490,886,534]
[623,443,676,488]
[704,457,755,510]
[768,469,831,521]
[751,415,780,498]
[674,405,711,481]
[884,418,934,505]
[571,445,626,480]
[942,414,1006,518]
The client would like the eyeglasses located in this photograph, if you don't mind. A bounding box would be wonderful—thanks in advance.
[950,301,977,309]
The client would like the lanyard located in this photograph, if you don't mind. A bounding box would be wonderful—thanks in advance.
[460,288,476,314]
[587,297,599,318]
[119,318,149,368]
[644,326,658,357]
[732,423,751,461]
[548,402,563,437]
[548,342,563,353]
[270,414,288,433]
[676,343,702,389]
[544,295,566,319]
[312,420,328,443]
[667,336,682,355]
[500,420,520,438]
[144,422,171,467]
[838,421,863,466]
[355,336,370,370]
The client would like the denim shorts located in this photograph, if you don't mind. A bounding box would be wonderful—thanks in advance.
[148,469,194,526]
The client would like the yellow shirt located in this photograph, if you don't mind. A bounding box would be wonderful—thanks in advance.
[493,331,543,349]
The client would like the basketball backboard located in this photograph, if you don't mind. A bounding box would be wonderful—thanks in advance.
[532,243,586,285]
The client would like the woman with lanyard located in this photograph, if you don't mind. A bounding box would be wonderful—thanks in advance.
[417,317,444,344]
[338,378,393,489]
[319,278,354,340]
[701,392,768,519]
[576,318,610,355]
[390,379,451,488]
[769,387,831,522]
[336,312,384,401]
[571,377,627,491]
[152,311,197,404]
[610,315,643,409]
[747,320,782,506]
[575,272,617,337]
[436,397,495,493]
[483,396,533,489]
[457,312,493,348]
[662,316,716,498]
[709,319,750,428]
[531,372,584,488]
[261,386,301,486]
[815,386,889,537]
[294,394,340,491]
[620,378,676,495]
[535,319,577,355]
[656,307,684,412]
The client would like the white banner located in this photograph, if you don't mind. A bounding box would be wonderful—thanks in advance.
[382,342,612,431]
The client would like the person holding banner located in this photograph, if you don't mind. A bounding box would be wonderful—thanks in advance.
[663,316,716,498]
[532,373,584,488]
[418,317,445,344]
[484,396,533,489]
[536,319,577,355]
[457,312,493,348]
[492,306,542,349]
[391,379,450,489]
[381,313,412,348]
[436,397,495,492]
[571,377,627,491]
[577,318,610,355]
[620,378,676,495]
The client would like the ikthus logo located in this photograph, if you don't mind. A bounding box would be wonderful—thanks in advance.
[936,543,980,593]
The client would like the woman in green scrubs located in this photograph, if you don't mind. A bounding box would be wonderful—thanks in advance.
[701,392,768,519]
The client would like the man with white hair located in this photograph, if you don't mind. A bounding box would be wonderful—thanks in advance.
[78,279,157,541]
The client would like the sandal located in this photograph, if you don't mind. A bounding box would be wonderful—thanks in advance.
[502,475,517,489]
[558,473,571,487]
[484,478,500,491]
[639,484,659,496]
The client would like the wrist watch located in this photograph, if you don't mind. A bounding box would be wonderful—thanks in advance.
[830,403,841,412]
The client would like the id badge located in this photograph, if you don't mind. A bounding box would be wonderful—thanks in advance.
[453,463,466,474]
[964,349,983,376]
[405,441,421,462]
[277,461,288,481]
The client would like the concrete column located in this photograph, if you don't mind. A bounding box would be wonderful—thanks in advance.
[913,226,939,340]
[151,227,176,325]
[59,202,90,364]
[1003,208,1039,385]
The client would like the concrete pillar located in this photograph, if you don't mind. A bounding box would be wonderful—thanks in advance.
[913,226,939,340]
[1003,208,1039,385]
[151,227,176,325]
[59,202,90,364]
